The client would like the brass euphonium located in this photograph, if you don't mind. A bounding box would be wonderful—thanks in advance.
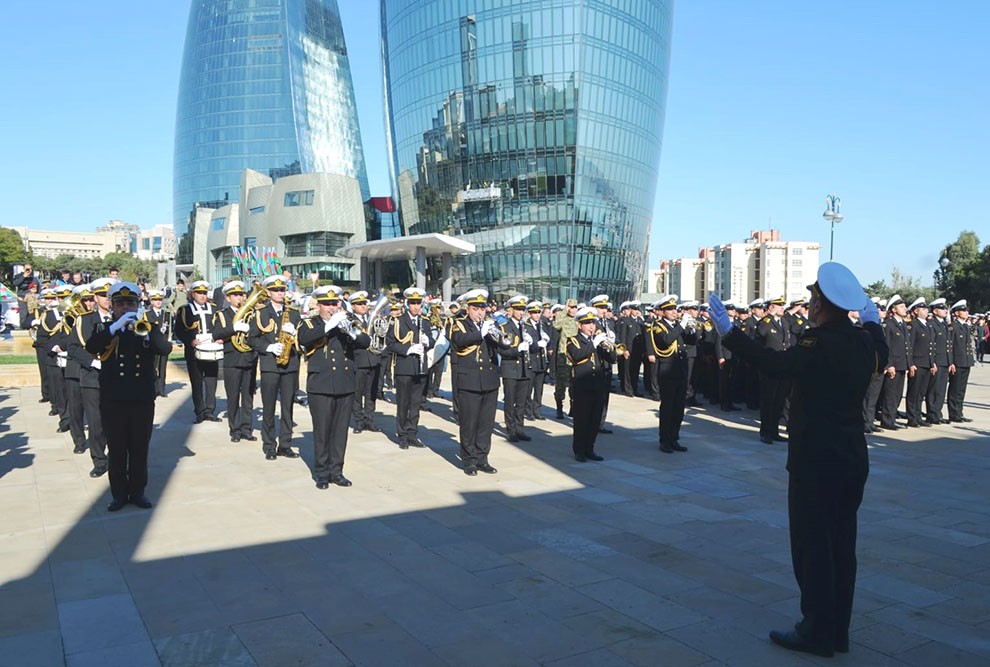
[366,294,393,355]
[231,280,266,353]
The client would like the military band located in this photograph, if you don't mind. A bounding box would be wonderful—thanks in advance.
[498,295,533,443]
[175,280,221,423]
[211,281,257,443]
[385,287,436,450]
[348,291,384,434]
[567,306,615,461]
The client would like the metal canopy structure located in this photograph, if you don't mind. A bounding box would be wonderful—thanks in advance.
[336,233,476,301]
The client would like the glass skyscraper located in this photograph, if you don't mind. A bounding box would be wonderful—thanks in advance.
[174,0,370,263]
[381,0,673,302]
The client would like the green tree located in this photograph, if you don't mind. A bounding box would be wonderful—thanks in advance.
[951,244,990,311]
[888,266,934,305]
[935,231,980,295]
[0,228,29,282]
[864,280,888,298]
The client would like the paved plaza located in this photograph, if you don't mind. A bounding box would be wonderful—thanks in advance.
[1,365,989,666]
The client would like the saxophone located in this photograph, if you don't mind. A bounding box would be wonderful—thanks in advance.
[275,304,294,366]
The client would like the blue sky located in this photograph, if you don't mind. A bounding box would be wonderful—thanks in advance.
[2,1,986,287]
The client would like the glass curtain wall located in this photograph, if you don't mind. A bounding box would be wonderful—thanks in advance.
[381,0,673,302]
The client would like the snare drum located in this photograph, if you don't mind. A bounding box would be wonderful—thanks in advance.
[194,342,224,362]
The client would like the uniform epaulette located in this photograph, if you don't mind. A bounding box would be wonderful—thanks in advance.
[286,304,299,311]
[762,316,772,323]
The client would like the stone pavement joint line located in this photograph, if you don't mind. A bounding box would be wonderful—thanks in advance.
[0,367,988,665]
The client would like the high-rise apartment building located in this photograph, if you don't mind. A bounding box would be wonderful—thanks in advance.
[381,0,674,302]
[173,0,370,265]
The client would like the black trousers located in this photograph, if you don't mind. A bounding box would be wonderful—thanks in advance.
[745,361,761,409]
[37,349,52,401]
[906,367,932,425]
[788,471,866,651]
[394,374,426,444]
[572,388,606,457]
[186,353,218,419]
[658,362,688,445]
[617,356,629,394]
[353,365,381,427]
[457,387,497,467]
[947,366,971,420]
[81,386,106,466]
[642,356,656,397]
[925,365,950,422]
[53,365,70,429]
[599,373,611,428]
[223,365,254,437]
[101,399,155,501]
[880,371,906,426]
[450,360,460,418]
[66,378,86,447]
[862,373,884,427]
[685,356,697,401]
[718,360,736,409]
[428,360,443,397]
[309,392,353,479]
[260,371,296,452]
[759,375,788,438]
[154,353,168,395]
[502,377,530,436]
[527,371,545,418]
[625,348,643,395]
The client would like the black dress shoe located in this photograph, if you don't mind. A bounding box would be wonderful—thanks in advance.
[242,434,257,441]
[365,424,381,432]
[672,443,688,452]
[516,433,532,441]
[918,421,932,427]
[722,405,740,411]
[194,415,205,424]
[48,409,59,416]
[230,434,241,443]
[276,447,298,458]
[57,425,70,433]
[399,443,410,450]
[879,422,902,430]
[73,443,88,454]
[773,435,787,442]
[598,427,613,434]
[477,463,497,474]
[353,427,363,434]
[574,455,587,462]
[331,475,352,487]
[206,414,221,422]
[107,498,127,512]
[408,439,426,448]
[506,434,519,443]
[534,414,545,420]
[39,398,50,403]
[760,436,774,445]
[906,422,920,428]
[265,452,278,461]
[769,629,833,658]
[315,479,329,490]
[659,443,673,453]
[960,417,973,422]
[556,409,565,419]
[586,453,604,461]
[90,466,108,478]
[464,466,478,476]
[130,495,153,509]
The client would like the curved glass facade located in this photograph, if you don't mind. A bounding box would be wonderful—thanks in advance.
[174,0,370,263]
[381,0,673,302]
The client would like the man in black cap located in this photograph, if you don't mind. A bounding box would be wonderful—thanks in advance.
[905,298,935,427]
[879,295,909,429]
[756,297,791,444]
[710,262,888,659]
[947,300,975,422]
[385,287,437,449]
[925,298,952,424]
[649,296,696,453]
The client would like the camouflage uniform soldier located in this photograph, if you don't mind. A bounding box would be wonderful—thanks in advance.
[553,299,579,419]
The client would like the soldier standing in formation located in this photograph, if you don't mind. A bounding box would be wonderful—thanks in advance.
[249,274,302,460]
[947,299,976,423]
[36,289,67,429]
[714,301,740,412]
[926,298,953,424]
[523,300,550,420]
[650,295,695,453]
[498,295,533,442]
[211,281,258,443]
[385,287,436,449]
[905,298,935,427]
[62,285,96,454]
[756,297,792,444]
[348,291,383,434]
[175,280,221,423]
[85,282,172,512]
[144,288,171,397]
[567,306,615,461]
[450,289,504,475]
[879,295,909,430]
[297,286,371,488]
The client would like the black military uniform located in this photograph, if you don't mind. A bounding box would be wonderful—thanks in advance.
[174,282,220,422]
[32,295,56,411]
[650,298,697,452]
[756,299,792,443]
[211,283,258,442]
[298,290,371,487]
[68,287,113,477]
[349,292,384,432]
[714,309,739,411]
[741,303,764,409]
[641,306,660,401]
[861,302,887,432]
[498,300,533,442]
[523,303,549,420]
[446,307,468,421]
[248,277,302,459]
[450,291,505,475]
[925,301,953,424]
[60,294,91,454]
[879,298,909,429]
[37,300,70,430]
[85,283,172,511]
[947,301,976,422]
[905,301,935,427]
[592,299,616,432]
[622,304,645,396]
[144,293,171,397]
[385,289,436,449]
[567,309,615,461]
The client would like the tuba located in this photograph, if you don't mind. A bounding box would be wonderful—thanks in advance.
[366,294,393,355]
[231,281,266,353]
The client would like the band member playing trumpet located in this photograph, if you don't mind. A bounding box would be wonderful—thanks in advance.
[212,281,257,443]
[385,287,436,450]
[591,294,615,434]
[348,291,382,433]
[175,280,221,423]
[144,288,171,397]
[297,286,371,488]
[248,274,302,461]
[651,296,697,453]
[450,289,506,475]
[498,295,533,442]
[85,282,172,511]
[567,307,616,462]
[522,301,549,420]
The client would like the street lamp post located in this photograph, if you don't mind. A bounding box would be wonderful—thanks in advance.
[822,194,844,261]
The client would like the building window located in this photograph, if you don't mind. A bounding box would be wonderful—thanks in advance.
[284,190,314,207]
[792,248,803,255]
[211,217,226,231]
[792,259,802,267]
[248,206,266,215]
[283,232,352,258]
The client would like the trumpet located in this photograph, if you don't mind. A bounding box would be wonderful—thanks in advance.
[131,310,153,337]
[483,317,511,345]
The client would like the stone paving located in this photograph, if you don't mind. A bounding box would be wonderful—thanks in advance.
[1,365,989,666]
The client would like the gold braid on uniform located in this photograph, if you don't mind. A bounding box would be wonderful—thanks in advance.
[650,320,677,358]
[453,319,481,360]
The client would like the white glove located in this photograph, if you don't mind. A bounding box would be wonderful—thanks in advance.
[266,342,284,356]
[233,321,250,333]
[90,359,101,370]
[540,330,550,343]
[281,322,296,336]
[50,345,63,354]
[592,333,608,347]
[31,318,40,327]
[57,351,67,359]
[348,326,359,340]
[481,320,496,337]
[518,341,530,353]
[419,332,430,347]
[109,312,138,335]
[326,312,347,331]
[407,343,424,357]
[522,332,534,346]
[537,340,547,349]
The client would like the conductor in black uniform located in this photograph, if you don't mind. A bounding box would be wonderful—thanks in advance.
[385,287,436,449]
[297,286,370,488]
[85,282,172,511]
[450,289,505,475]
[566,307,615,462]
[710,262,888,659]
